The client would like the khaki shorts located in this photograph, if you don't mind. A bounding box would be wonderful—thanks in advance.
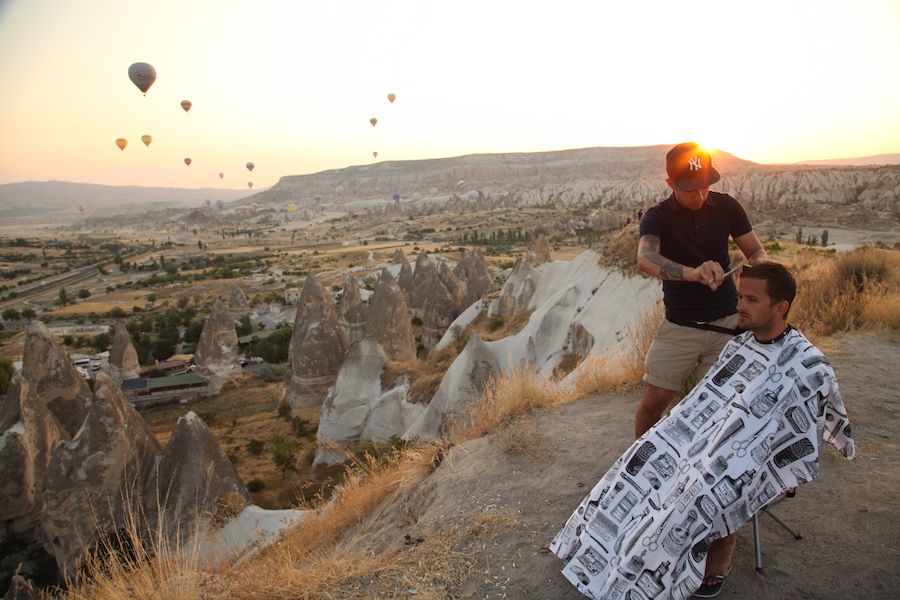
[643,313,740,391]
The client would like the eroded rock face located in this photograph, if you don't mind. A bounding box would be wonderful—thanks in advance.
[286,273,348,407]
[337,273,368,345]
[21,321,92,438]
[109,320,140,384]
[0,375,68,536]
[526,236,552,265]
[494,257,542,317]
[227,285,250,316]
[364,269,416,363]
[41,373,163,577]
[313,337,424,477]
[147,412,250,547]
[194,298,241,394]
[403,333,500,442]
[422,264,464,349]
[394,249,414,294]
[406,253,436,317]
[453,248,495,309]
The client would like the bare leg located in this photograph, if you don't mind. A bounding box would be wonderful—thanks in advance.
[703,533,737,583]
[635,383,677,438]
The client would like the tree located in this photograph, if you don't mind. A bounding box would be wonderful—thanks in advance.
[1,307,20,321]
[235,314,253,337]
[21,307,36,320]
[270,435,300,479]
[58,287,68,305]
[78,288,91,299]
[0,357,14,395]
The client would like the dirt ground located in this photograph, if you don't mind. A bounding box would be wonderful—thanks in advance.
[378,334,899,599]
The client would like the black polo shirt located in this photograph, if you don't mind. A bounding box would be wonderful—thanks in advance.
[639,191,753,321]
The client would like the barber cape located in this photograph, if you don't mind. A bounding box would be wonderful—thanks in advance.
[550,326,855,600]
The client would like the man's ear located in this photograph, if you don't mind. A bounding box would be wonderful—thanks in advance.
[665,178,676,191]
[776,299,790,319]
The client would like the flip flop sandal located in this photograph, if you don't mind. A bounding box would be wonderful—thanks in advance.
[693,566,732,598]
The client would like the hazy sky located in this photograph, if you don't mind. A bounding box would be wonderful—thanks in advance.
[1,0,898,190]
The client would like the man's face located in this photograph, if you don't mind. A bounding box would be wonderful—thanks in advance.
[667,181,710,211]
[736,276,783,335]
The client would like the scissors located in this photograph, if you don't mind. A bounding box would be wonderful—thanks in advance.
[766,364,783,383]
[732,423,769,458]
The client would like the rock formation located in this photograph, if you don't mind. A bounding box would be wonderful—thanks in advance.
[313,336,424,476]
[227,284,251,316]
[41,373,163,577]
[393,248,414,294]
[109,319,140,384]
[3,575,40,600]
[364,269,416,363]
[194,298,241,394]
[526,236,552,265]
[286,272,349,407]
[403,333,501,441]
[20,321,92,438]
[421,263,464,349]
[406,252,436,317]
[148,412,250,546]
[493,257,542,317]
[453,248,495,309]
[337,273,367,345]
[0,321,254,583]
[0,375,68,536]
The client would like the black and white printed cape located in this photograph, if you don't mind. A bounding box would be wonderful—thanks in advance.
[550,326,856,600]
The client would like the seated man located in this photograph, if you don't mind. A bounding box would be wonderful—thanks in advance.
[549,263,855,600]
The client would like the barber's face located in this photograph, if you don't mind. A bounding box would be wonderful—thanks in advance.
[667,181,710,211]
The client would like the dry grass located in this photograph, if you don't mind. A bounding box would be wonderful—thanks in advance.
[570,296,663,397]
[790,245,900,336]
[596,223,643,275]
[446,368,569,447]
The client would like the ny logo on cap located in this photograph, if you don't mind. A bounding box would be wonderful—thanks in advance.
[688,157,703,171]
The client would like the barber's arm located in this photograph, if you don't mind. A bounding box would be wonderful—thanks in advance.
[637,234,724,288]
[734,230,768,266]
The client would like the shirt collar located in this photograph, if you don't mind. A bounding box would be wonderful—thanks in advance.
[666,191,719,214]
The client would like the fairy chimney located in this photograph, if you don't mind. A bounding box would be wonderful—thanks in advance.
[337,273,368,345]
[194,298,241,394]
[364,269,416,362]
[109,320,140,384]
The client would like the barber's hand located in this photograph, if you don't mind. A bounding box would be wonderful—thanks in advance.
[687,260,726,291]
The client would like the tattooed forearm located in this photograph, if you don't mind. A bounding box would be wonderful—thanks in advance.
[639,235,686,280]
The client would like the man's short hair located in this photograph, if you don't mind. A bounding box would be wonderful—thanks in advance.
[740,262,797,317]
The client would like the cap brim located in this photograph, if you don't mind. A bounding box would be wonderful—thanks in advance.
[671,167,721,192]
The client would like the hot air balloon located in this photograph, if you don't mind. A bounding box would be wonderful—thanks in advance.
[78,204,86,213]
[128,63,156,95]
[457,180,465,187]
[335,185,343,192]
[141,135,152,147]
[412,193,421,201]
[216,199,224,209]
[219,173,224,179]
[313,196,322,202]
[370,118,377,127]
[248,182,253,189]
[116,138,127,151]
[373,151,378,158]
[287,204,297,212]
[467,190,479,199]
[181,100,192,113]
[205,199,211,206]
[430,187,438,195]
[476,189,484,198]
[246,162,254,172]
[387,93,396,104]
[184,158,192,166]
[392,193,401,200]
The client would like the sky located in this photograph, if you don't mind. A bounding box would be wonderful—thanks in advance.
[1,0,899,190]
